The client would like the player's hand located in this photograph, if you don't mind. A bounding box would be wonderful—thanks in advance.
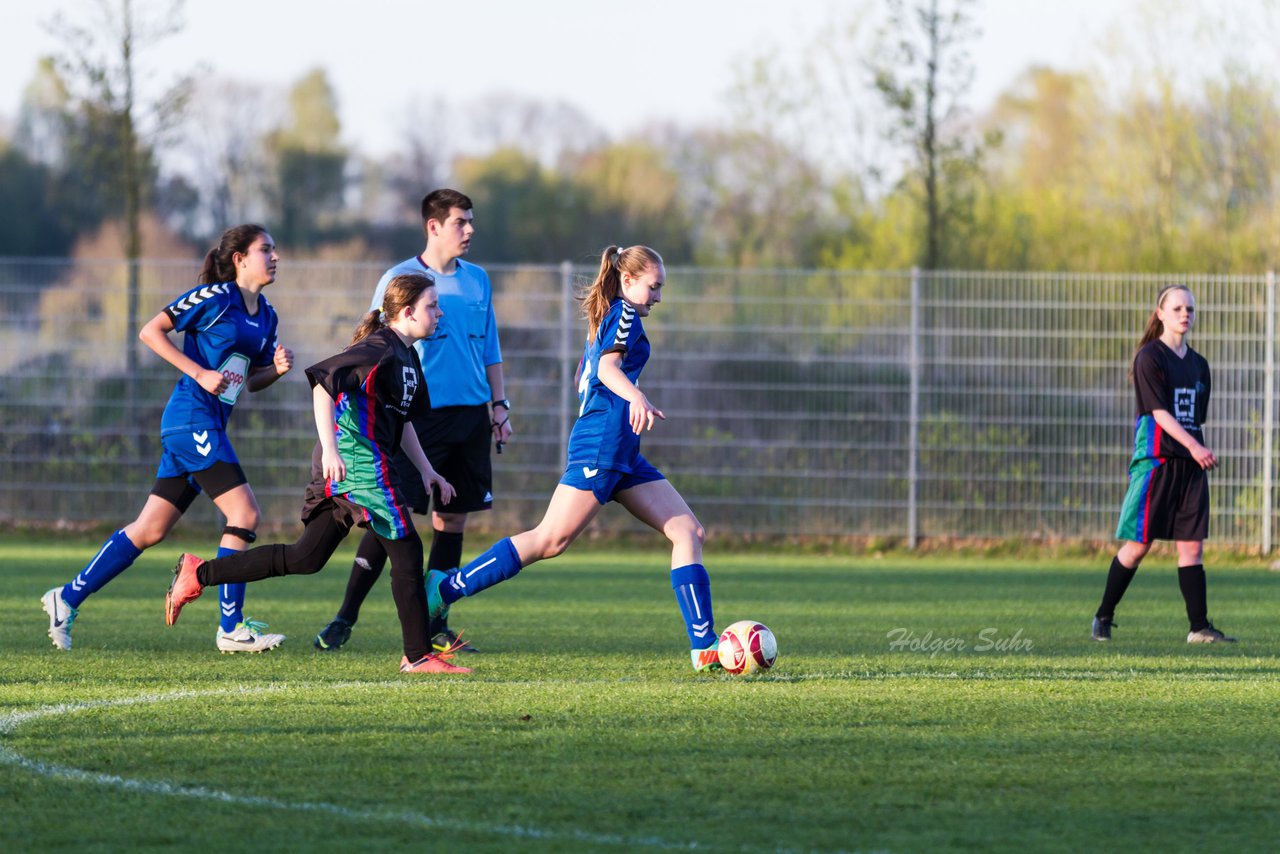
[427,471,456,505]
[195,368,230,396]
[492,414,513,446]
[628,394,665,435]
[1191,444,1218,471]
[273,344,294,376]
[321,447,346,483]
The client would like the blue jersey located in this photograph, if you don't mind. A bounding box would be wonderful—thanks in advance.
[158,282,279,436]
[567,299,649,472]
[369,256,501,407]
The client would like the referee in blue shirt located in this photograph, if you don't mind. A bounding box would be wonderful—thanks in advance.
[314,189,511,653]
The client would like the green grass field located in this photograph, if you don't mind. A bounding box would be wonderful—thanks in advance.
[2,536,1278,852]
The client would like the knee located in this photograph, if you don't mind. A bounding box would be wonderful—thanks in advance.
[125,522,167,550]
[226,505,261,532]
[529,528,572,560]
[669,517,705,549]
[1118,541,1150,567]
[542,534,572,560]
[1177,542,1204,565]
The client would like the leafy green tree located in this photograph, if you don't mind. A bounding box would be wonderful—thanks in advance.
[870,0,985,269]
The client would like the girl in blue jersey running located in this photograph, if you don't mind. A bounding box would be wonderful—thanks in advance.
[424,244,722,672]
[41,224,294,654]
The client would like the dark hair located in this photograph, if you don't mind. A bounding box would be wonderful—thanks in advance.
[350,273,436,346]
[198,224,268,284]
[579,244,664,341]
[1131,283,1193,381]
[421,188,473,227]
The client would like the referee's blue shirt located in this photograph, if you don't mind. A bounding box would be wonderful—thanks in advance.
[370,257,502,407]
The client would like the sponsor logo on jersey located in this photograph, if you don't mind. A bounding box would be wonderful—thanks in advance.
[1174,388,1196,424]
[216,354,251,405]
[401,366,418,410]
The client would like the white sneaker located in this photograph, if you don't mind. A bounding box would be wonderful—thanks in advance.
[216,618,285,654]
[41,587,77,651]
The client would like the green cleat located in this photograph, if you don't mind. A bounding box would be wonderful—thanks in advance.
[425,569,450,621]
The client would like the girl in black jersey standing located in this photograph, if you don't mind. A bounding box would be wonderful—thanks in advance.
[1092,284,1235,644]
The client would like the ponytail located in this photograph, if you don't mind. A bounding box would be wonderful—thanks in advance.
[349,310,384,347]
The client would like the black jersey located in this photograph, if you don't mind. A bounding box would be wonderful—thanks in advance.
[1130,339,1210,463]
[305,327,431,495]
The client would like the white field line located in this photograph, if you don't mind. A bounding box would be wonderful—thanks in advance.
[0,684,697,850]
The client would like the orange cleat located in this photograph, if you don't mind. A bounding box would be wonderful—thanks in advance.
[165,553,206,626]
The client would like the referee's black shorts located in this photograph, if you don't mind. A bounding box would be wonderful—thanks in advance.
[392,404,494,516]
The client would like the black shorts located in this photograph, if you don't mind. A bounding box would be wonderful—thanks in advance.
[393,404,494,515]
[1116,456,1209,543]
[151,460,248,512]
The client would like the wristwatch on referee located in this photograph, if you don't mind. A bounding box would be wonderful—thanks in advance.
[491,399,510,411]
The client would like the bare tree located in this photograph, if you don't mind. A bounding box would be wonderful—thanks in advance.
[45,0,192,420]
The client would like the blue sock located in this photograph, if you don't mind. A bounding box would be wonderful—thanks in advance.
[440,538,522,605]
[62,529,143,608]
[216,546,246,632]
[671,563,715,648]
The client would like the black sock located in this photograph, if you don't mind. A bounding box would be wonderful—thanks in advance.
[1178,564,1209,631]
[1096,555,1138,619]
[428,530,465,636]
[428,529,465,572]
[336,531,388,624]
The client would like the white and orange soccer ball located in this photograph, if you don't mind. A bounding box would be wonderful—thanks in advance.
[717,620,777,675]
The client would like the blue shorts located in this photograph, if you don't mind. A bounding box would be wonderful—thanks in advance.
[156,428,241,481]
[559,456,665,505]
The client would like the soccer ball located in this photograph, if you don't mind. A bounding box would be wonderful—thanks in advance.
[717,620,777,675]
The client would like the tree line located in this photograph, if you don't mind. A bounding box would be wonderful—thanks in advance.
[1,0,1277,273]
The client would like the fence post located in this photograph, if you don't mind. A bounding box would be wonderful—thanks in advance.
[559,261,575,466]
[1264,271,1276,554]
[908,267,921,549]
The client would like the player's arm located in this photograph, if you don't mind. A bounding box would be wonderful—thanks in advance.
[312,384,345,482]
[138,310,228,396]
[596,352,664,435]
[1151,409,1217,470]
[400,426,456,505]
[248,345,294,392]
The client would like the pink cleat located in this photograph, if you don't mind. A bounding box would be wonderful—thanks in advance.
[399,653,472,674]
[166,553,206,626]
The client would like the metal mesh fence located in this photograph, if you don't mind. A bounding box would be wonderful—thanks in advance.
[0,258,1275,548]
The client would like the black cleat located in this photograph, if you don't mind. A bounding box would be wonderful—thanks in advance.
[314,616,353,652]
[1187,622,1236,644]
[1091,616,1116,642]
[432,627,478,654]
